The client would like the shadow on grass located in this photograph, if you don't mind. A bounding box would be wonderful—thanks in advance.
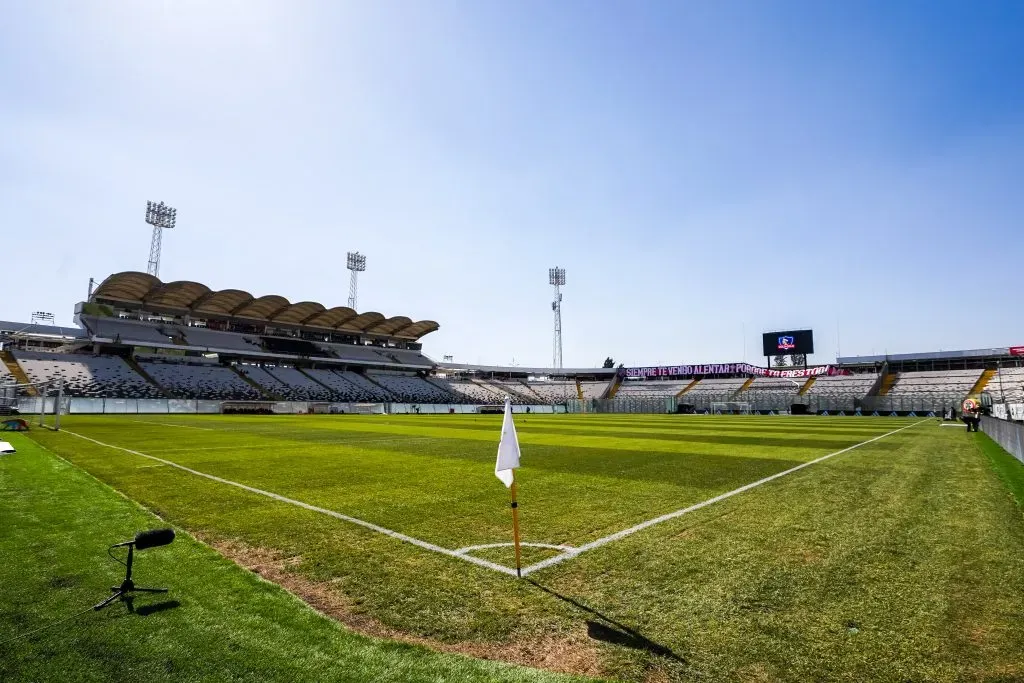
[135,600,181,617]
[527,580,685,664]
[107,595,182,617]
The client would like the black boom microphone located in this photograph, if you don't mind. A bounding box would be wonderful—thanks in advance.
[95,529,175,611]
[133,528,176,550]
[111,528,175,549]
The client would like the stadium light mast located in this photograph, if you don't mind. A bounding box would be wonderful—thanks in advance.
[144,201,177,278]
[347,252,367,310]
[549,267,566,369]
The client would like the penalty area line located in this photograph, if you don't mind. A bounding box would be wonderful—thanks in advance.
[60,430,519,577]
[519,419,928,577]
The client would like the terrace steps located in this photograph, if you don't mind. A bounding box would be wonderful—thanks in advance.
[361,373,400,401]
[231,366,282,400]
[798,377,816,396]
[575,378,584,400]
[123,356,172,397]
[299,367,343,397]
[676,378,701,398]
[604,374,622,399]
[969,368,996,397]
[878,373,899,396]
[735,377,755,396]
[1,351,36,395]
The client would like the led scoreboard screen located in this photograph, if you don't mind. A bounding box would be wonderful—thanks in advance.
[762,329,814,356]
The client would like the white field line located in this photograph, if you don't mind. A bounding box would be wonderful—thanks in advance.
[454,542,575,556]
[61,429,518,577]
[132,420,216,431]
[940,423,967,427]
[519,419,927,577]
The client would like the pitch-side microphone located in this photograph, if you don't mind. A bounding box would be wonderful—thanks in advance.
[95,529,174,611]
[111,528,175,549]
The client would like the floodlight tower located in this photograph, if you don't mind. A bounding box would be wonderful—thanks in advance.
[549,267,566,369]
[347,252,367,310]
[144,201,177,278]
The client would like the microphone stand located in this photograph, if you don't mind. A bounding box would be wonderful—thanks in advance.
[94,543,168,611]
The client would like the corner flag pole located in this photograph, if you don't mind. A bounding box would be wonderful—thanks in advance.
[510,476,523,578]
[495,396,523,578]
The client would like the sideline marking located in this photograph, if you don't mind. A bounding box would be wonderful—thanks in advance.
[133,420,216,431]
[61,429,518,577]
[519,419,927,576]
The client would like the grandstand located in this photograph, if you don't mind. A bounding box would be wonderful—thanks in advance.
[0,271,1021,417]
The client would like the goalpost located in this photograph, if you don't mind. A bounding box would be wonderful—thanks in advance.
[0,378,64,430]
[351,403,387,415]
[710,401,752,415]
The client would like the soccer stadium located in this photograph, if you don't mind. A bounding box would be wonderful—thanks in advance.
[4,4,1024,683]
[3,266,1024,682]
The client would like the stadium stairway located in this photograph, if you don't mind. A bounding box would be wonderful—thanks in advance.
[361,373,399,401]
[969,368,996,397]
[575,378,584,400]
[123,357,172,398]
[602,374,622,399]
[676,378,701,397]
[878,373,899,396]
[514,381,546,403]
[298,367,344,398]
[798,377,816,395]
[230,366,282,400]
[736,377,755,396]
[1,351,37,396]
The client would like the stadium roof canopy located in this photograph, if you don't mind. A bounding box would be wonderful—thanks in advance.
[0,320,87,340]
[90,272,439,341]
[837,347,1018,365]
[440,361,617,376]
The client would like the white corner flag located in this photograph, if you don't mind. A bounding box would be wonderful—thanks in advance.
[494,397,520,488]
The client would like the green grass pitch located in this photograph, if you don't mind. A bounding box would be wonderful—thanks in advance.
[6,413,1024,681]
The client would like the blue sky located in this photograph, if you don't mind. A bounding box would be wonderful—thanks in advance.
[2,1,1022,367]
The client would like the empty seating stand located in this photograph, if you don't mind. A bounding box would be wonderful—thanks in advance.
[887,370,982,398]
[686,377,750,398]
[806,374,878,397]
[367,373,457,403]
[615,381,690,398]
[989,367,1024,402]
[139,361,261,400]
[524,382,578,404]
[13,350,161,398]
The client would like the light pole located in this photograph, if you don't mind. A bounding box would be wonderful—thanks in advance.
[145,201,177,278]
[347,252,366,310]
[549,267,565,369]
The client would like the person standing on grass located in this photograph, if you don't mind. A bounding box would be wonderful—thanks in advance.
[962,400,981,432]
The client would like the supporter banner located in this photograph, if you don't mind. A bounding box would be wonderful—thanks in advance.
[1009,346,1024,357]
[624,363,847,379]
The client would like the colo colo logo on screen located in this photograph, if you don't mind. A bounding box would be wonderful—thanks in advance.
[777,336,796,350]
